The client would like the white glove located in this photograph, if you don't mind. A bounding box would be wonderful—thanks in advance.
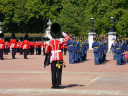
[62,32,66,37]
[46,41,49,46]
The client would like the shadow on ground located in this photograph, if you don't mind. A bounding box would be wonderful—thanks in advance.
[100,60,110,64]
[61,84,84,89]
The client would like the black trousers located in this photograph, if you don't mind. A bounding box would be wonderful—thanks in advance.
[27,49,30,55]
[19,48,23,55]
[24,49,28,59]
[0,49,3,59]
[12,48,16,59]
[32,48,34,55]
[64,48,67,55]
[4,48,8,55]
[51,61,63,86]
[38,48,41,55]
[43,48,45,55]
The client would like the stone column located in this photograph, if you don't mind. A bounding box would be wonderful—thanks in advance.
[108,32,116,52]
[88,32,96,50]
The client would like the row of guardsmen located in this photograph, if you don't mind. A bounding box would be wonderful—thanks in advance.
[92,37,108,65]
[0,33,47,60]
[111,37,128,65]
[67,34,89,64]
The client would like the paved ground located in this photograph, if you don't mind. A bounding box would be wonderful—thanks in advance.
[0,50,128,96]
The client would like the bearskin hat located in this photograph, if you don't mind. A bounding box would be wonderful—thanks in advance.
[50,23,61,38]
[12,33,15,39]
[0,33,4,38]
[24,34,29,40]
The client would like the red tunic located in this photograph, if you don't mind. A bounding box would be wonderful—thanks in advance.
[125,52,128,62]
[45,33,70,63]
[10,39,17,48]
[0,38,5,49]
[38,42,42,48]
[61,42,64,48]
[22,40,29,49]
[35,42,38,48]
[29,42,36,48]
[5,42,10,48]
[17,42,22,48]
[32,42,36,48]
[43,41,46,49]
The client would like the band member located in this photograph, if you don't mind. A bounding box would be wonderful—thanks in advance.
[92,37,100,65]
[22,34,29,59]
[67,35,75,64]
[0,33,5,60]
[45,23,70,89]
[10,34,17,59]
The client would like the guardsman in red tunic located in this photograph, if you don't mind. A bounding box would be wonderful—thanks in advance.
[17,40,23,55]
[38,41,42,55]
[29,41,35,55]
[0,33,5,60]
[29,42,33,55]
[45,23,70,89]
[5,38,10,55]
[10,34,17,59]
[32,42,35,55]
[42,41,46,55]
[22,34,29,59]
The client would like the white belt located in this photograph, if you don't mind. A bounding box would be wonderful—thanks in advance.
[51,50,61,53]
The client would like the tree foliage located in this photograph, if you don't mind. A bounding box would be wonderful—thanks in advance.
[0,0,128,37]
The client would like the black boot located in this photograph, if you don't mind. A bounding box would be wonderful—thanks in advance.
[51,85,56,89]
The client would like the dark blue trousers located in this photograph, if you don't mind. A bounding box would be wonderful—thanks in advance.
[116,53,122,65]
[94,52,99,65]
[69,51,74,64]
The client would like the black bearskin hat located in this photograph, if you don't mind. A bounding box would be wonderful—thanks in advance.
[5,38,8,41]
[50,23,61,38]
[19,37,23,41]
[0,33,4,38]
[24,34,29,40]
[12,33,15,39]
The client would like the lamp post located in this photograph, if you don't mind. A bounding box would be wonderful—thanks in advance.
[88,17,96,50]
[110,17,114,32]
[108,16,116,53]
[90,18,94,32]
